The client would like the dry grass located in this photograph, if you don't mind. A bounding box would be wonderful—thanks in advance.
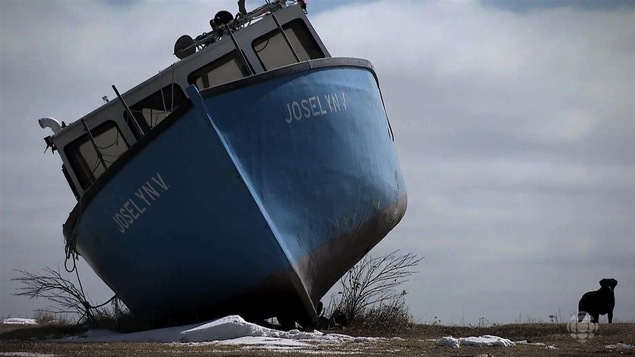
[0,321,85,341]
[1,321,634,356]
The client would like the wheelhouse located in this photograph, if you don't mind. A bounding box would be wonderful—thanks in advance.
[40,2,328,199]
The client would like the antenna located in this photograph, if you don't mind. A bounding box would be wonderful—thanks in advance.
[238,0,247,15]
[112,85,145,136]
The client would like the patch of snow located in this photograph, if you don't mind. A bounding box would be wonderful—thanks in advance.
[61,314,380,353]
[546,345,558,349]
[2,318,38,325]
[605,343,634,350]
[180,315,270,341]
[436,335,515,348]
[460,335,515,347]
[436,336,460,348]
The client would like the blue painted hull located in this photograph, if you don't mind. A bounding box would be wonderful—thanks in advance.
[65,60,407,324]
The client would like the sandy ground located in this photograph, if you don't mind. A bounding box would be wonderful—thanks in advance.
[1,322,634,356]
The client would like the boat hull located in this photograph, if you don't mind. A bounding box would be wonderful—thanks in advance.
[65,59,407,325]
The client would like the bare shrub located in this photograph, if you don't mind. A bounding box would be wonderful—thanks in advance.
[354,292,412,333]
[327,250,422,330]
[33,310,69,325]
[12,267,118,327]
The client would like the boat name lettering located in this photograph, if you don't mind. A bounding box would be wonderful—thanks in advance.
[112,172,169,234]
[284,92,348,123]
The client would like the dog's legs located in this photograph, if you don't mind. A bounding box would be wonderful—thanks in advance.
[591,313,599,323]
[577,311,586,322]
[608,311,613,323]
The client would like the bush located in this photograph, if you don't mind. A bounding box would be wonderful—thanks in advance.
[326,250,422,332]
[353,293,412,333]
[33,311,71,325]
[12,267,128,329]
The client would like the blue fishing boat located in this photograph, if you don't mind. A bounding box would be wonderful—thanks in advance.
[38,0,406,327]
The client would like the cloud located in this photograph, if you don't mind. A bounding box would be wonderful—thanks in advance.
[0,0,233,318]
[314,1,635,322]
[2,0,634,324]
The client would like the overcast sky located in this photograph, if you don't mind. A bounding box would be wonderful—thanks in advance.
[1,0,634,326]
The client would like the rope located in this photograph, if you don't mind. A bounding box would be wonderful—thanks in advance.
[64,232,79,273]
[64,186,83,274]
[65,232,118,312]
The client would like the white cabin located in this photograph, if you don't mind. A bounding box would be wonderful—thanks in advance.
[41,2,329,199]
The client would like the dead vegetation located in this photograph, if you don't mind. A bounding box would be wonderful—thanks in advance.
[324,250,422,333]
[1,321,633,356]
[6,254,633,355]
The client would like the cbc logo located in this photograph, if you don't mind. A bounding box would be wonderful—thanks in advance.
[567,313,598,342]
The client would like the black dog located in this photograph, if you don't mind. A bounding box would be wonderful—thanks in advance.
[578,278,617,323]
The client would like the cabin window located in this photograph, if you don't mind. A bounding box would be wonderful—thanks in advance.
[65,121,129,190]
[126,84,187,131]
[188,51,251,89]
[252,19,324,71]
